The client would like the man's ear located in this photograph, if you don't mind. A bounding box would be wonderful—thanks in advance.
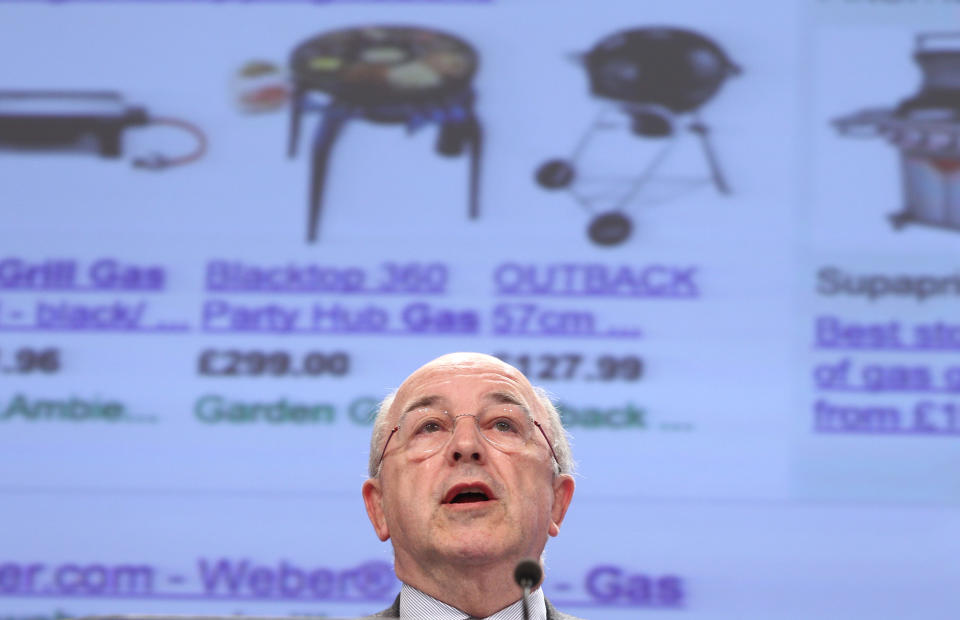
[548,474,575,537]
[362,478,390,541]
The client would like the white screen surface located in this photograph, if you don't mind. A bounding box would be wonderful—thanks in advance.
[1,2,959,619]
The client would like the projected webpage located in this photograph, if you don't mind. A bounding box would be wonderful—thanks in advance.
[1,1,958,619]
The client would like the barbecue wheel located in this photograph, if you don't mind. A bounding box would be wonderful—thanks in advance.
[536,159,575,189]
[588,212,633,246]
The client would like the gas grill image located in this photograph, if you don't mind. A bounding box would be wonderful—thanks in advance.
[287,26,482,243]
[0,90,206,170]
[834,33,960,233]
[535,27,740,246]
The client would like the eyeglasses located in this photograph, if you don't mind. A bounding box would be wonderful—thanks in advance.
[376,404,559,472]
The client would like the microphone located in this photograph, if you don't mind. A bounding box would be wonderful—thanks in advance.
[514,559,542,620]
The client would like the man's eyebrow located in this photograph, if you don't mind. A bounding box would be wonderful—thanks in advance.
[485,391,531,415]
[401,395,442,415]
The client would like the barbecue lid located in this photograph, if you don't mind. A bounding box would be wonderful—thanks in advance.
[584,27,740,112]
[290,26,478,106]
[896,32,960,121]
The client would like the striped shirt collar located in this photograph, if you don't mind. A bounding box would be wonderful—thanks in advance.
[399,582,547,620]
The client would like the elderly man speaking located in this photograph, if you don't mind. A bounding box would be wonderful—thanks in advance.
[360,352,581,620]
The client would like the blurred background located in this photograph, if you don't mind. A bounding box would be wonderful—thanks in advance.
[1,0,959,618]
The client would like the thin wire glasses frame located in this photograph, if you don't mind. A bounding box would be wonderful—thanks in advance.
[376,411,560,472]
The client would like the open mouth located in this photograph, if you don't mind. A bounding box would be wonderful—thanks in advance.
[442,483,495,505]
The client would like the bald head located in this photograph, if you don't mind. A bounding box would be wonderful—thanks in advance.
[392,353,529,409]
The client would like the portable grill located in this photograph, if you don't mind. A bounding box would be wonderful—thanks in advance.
[834,33,960,232]
[287,26,482,242]
[0,90,205,169]
[535,27,740,245]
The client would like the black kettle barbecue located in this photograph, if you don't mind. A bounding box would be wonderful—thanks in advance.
[834,32,960,232]
[536,27,740,246]
[287,26,482,242]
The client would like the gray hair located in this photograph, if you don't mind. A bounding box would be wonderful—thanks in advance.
[366,385,575,478]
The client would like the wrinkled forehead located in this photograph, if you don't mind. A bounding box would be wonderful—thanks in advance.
[389,355,539,423]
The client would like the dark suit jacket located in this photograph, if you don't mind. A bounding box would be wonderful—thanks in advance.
[361,594,585,619]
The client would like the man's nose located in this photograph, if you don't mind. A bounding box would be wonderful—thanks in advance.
[445,415,487,465]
